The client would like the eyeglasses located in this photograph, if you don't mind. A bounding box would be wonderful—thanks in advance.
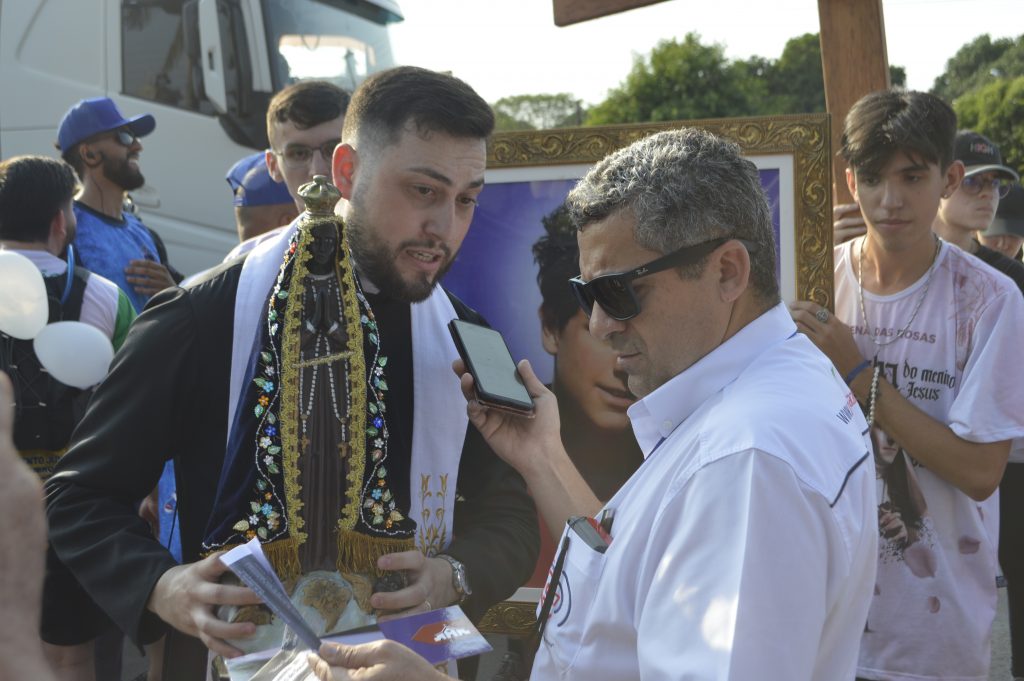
[569,237,759,321]
[961,174,1016,199]
[272,139,340,168]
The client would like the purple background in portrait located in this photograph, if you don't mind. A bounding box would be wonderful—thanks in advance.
[443,169,781,384]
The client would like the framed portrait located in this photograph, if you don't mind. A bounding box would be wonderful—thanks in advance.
[441,114,832,635]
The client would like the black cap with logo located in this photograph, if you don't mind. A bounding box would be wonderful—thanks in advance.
[954,131,1020,181]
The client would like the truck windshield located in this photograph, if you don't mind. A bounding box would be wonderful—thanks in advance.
[262,0,399,92]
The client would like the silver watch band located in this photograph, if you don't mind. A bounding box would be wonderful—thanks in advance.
[437,553,471,603]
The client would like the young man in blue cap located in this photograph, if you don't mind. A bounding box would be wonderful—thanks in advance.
[55,97,182,680]
[178,154,298,286]
[56,96,182,314]
[226,152,298,246]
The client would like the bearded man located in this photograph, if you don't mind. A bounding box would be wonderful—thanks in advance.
[57,97,182,313]
[45,68,538,679]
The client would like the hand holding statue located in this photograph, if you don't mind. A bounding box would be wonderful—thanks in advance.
[146,553,263,658]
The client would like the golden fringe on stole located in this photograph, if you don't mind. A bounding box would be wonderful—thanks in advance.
[261,537,303,583]
[336,529,414,578]
[202,537,303,584]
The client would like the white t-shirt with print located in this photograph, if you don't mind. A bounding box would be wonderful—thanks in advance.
[836,238,1024,681]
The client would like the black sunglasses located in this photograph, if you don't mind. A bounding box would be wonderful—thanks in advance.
[569,237,759,321]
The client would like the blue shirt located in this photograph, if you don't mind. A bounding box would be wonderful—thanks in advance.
[72,201,160,313]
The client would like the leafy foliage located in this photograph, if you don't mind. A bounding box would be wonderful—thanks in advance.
[586,34,761,125]
[954,76,1024,177]
[492,93,585,131]
[584,32,904,125]
[932,35,1024,102]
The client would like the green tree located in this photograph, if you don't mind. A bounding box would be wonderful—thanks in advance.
[953,76,1024,177]
[586,34,763,125]
[932,34,1024,102]
[585,32,906,125]
[767,33,826,114]
[889,65,907,88]
[492,93,584,131]
[493,110,535,132]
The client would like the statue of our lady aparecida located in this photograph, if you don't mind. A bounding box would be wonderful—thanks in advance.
[203,176,418,680]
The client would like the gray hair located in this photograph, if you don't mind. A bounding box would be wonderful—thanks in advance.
[566,127,780,305]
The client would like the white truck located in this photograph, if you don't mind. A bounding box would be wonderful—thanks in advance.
[0,0,402,275]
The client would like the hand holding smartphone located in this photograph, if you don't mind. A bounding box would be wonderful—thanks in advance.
[448,319,535,417]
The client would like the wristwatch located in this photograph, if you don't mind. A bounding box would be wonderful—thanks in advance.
[437,554,472,603]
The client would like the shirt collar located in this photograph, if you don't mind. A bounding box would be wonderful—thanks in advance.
[0,248,67,276]
[627,302,797,457]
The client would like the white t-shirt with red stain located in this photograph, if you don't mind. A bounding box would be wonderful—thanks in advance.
[836,238,1024,681]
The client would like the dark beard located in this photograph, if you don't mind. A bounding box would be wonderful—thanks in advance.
[346,209,454,304]
[102,154,145,191]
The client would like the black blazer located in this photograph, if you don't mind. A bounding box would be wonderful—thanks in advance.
[44,258,538,674]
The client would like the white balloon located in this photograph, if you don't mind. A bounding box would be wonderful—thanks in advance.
[33,322,114,389]
[0,250,49,339]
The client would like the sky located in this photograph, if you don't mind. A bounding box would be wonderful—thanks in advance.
[389,0,1023,106]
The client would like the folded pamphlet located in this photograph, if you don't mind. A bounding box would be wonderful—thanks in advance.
[220,538,492,668]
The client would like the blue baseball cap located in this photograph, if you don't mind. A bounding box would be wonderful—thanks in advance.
[226,152,294,207]
[57,97,156,153]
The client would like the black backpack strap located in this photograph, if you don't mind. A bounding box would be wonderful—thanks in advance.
[43,266,90,322]
[5,266,93,457]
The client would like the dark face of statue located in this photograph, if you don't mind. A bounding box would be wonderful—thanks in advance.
[307,222,338,275]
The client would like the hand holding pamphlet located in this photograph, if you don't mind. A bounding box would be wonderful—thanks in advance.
[219,538,491,680]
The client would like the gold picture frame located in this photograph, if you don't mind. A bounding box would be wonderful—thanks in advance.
[485,112,833,307]
[471,113,833,637]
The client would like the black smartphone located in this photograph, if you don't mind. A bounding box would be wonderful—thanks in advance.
[448,319,535,417]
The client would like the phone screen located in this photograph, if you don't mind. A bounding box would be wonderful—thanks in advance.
[449,320,534,413]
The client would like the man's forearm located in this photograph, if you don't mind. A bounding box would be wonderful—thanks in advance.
[521,442,603,540]
[851,371,1009,500]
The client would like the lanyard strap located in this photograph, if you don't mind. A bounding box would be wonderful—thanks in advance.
[533,531,571,643]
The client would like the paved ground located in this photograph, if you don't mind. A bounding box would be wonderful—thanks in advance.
[123,587,1016,680]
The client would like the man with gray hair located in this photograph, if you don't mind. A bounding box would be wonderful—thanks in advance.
[306,127,878,680]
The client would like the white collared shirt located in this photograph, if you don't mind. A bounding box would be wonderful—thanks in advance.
[8,249,123,341]
[531,303,877,681]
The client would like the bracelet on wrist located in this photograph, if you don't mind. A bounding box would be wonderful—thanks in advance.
[845,359,872,386]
